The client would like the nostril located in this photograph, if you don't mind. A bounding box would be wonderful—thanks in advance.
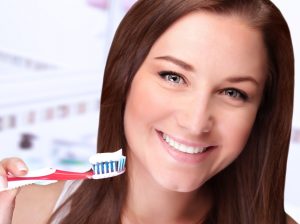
[175,99,214,135]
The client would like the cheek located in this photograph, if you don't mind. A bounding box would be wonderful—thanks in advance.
[124,75,171,132]
[124,76,159,155]
[221,109,257,156]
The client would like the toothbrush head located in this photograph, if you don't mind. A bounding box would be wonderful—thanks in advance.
[89,149,126,179]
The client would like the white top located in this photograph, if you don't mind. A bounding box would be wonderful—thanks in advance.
[51,180,82,224]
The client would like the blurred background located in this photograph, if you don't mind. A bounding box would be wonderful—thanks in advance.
[0,0,299,221]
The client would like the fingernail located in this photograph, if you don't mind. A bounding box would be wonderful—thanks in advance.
[16,162,28,172]
[0,176,7,189]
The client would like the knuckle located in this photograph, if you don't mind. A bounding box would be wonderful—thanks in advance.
[0,157,26,174]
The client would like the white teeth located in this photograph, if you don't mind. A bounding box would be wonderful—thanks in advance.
[162,133,207,154]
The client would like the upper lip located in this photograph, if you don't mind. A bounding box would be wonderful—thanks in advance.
[159,130,215,148]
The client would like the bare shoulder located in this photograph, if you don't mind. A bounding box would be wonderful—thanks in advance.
[287,214,298,224]
[12,181,65,224]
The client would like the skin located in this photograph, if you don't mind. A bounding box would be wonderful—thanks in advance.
[123,12,267,223]
[0,158,64,224]
[0,11,297,224]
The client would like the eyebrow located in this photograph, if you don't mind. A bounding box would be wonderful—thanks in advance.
[154,55,195,71]
[225,76,259,87]
[155,55,260,86]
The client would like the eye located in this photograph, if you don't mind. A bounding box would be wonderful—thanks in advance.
[222,88,248,101]
[158,71,186,85]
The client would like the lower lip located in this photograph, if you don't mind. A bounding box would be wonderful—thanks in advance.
[156,131,214,164]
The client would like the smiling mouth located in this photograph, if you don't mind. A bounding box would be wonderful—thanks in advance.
[162,133,209,154]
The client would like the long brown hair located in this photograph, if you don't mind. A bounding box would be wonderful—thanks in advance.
[49,0,294,223]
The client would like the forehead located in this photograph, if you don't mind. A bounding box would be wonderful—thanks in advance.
[147,11,267,78]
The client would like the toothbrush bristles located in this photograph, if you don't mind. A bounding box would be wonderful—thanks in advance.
[92,158,126,176]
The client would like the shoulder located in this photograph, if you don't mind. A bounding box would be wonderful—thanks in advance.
[12,181,65,224]
[287,214,298,224]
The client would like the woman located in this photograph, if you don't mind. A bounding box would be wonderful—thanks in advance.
[0,0,296,223]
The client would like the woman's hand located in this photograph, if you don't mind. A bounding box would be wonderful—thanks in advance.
[0,158,28,224]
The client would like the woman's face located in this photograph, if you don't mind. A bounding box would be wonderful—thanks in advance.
[124,12,267,192]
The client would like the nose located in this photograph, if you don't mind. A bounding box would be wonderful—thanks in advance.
[175,93,214,136]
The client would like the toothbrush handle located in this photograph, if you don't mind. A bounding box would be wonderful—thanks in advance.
[7,170,94,181]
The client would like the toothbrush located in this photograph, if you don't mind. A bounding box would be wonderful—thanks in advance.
[1,149,126,192]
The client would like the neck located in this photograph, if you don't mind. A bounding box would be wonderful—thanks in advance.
[122,158,212,224]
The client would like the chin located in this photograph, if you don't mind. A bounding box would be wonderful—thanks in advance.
[156,176,206,193]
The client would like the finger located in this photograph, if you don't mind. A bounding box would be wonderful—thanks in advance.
[0,188,20,224]
[0,172,8,189]
[0,158,28,177]
[0,187,19,203]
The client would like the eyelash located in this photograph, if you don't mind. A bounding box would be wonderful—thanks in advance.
[221,88,249,101]
[158,71,186,85]
[158,71,249,101]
